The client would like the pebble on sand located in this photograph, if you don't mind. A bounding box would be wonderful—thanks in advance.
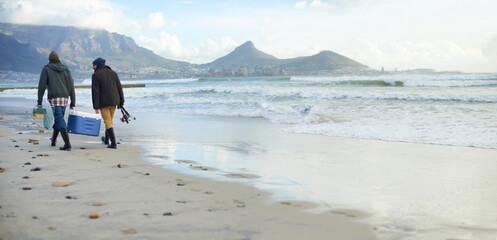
[89,212,100,219]
[121,229,135,235]
[0,167,5,173]
[52,182,71,187]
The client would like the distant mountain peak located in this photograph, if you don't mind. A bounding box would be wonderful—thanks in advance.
[232,41,267,56]
[206,40,277,67]
[238,41,255,49]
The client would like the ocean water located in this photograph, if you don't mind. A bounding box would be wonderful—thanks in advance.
[5,72,491,149]
[2,73,497,239]
[3,73,497,149]
[112,73,497,149]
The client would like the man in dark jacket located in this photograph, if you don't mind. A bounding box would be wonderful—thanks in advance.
[37,51,75,151]
[91,57,124,149]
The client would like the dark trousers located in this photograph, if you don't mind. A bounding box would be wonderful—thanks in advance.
[52,106,67,131]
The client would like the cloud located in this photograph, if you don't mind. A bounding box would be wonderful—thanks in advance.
[295,0,376,10]
[294,0,333,9]
[309,0,332,8]
[137,33,238,63]
[483,35,497,57]
[0,0,142,33]
[345,39,487,72]
[294,1,307,8]
[148,12,166,30]
[138,31,197,59]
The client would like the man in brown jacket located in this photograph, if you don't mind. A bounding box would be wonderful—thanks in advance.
[91,57,124,149]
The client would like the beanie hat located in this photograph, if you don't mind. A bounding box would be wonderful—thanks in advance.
[92,57,106,66]
[49,51,61,63]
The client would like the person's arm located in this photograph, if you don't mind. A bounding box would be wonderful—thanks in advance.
[67,69,76,109]
[37,67,48,106]
[92,74,100,112]
[115,72,125,108]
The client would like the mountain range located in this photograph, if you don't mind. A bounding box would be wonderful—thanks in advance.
[0,22,369,75]
[202,41,367,72]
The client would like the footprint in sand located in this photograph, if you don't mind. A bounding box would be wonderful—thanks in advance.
[331,210,357,218]
[280,202,301,208]
[224,173,260,179]
[232,199,246,208]
[190,165,216,171]
[132,171,150,176]
[175,159,196,164]
[117,164,128,168]
[148,155,170,159]
[176,179,186,186]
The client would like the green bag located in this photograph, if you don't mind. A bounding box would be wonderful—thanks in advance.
[32,107,46,119]
[32,107,53,130]
[44,107,54,130]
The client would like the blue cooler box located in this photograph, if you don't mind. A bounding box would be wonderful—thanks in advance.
[67,110,101,136]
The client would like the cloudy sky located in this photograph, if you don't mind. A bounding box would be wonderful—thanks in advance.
[1,0,496,72]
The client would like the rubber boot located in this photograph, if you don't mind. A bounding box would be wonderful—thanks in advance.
[59,129,71,151]
[107,128,117,149]
[101,129,109,145]
[51,130,59,147]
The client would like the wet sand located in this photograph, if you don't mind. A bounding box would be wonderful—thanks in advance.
[0,124,375,239]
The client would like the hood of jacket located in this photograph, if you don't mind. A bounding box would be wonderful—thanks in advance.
[95,65,112,71]
[47,63,68,72]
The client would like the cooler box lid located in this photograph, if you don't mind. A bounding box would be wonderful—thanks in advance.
[69,110,102,119]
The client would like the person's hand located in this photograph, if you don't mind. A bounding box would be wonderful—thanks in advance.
[95,109,100,114]
[70,106,75,110]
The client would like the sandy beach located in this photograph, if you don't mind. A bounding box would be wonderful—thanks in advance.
[0,126,374,239]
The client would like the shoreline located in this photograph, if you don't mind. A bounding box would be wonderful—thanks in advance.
[0,119,375,239]
[0,84,145,92]
[2,96,497,239]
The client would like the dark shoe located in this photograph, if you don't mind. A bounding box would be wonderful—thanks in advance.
[51,130,59,147]
[101,129,109,145]
[59,129,71,151]
[107,128,117,149]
